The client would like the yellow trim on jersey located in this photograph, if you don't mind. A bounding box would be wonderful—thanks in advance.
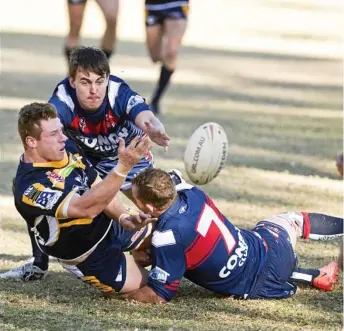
[33,153,69,168]
[83,276,115,293]
[55,189,77,220]
[181,4,189,17]
[22,183,46,206]
[59,218,93,228]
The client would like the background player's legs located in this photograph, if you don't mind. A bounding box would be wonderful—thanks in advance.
[150,19,187,114]
[96,0,119,59]
[119,254,148,294]
[65,0,87,61]
[146,24,164,64]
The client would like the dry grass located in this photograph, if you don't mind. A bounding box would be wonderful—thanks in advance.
[0,1,343,330]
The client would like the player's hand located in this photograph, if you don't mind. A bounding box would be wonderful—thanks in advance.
[117,136,152,171]
[119,212,157,230]
[144,121,170,152]
[131,248,152,267]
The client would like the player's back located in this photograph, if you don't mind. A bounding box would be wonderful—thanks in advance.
[155,185,267,298]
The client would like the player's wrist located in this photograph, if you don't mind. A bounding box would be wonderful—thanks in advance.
[112,164,130,178]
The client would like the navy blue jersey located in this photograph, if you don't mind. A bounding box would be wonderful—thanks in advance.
[48,75,149,160]
[13,141,113,261]
[148,184,267,301]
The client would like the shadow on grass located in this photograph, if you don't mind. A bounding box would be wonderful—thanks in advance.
[1,270,341,331]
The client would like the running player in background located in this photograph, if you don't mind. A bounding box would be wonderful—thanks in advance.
[118,168,342,303]
[144,0,189,114]
[65,0,119,61]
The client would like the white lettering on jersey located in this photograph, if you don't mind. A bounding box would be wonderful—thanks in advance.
[56,84,75,111]
[75,128,129,153]
[108,80,121,108]
[149,266,170,283]
[152,230,176,248]
[126,95,145,114]
[219,229,248,278]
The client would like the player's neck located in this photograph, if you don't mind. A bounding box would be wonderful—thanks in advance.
[23,151,48,164]
[154,197,178,217]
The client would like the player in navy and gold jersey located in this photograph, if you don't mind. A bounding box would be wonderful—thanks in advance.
[118,169,342,302]
[0,46,169,280]
[144,0,190,114]
[2,102,157,294]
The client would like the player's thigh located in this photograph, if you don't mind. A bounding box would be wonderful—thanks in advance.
[96,0,119,22]
[146,24,164,62]
[67,0,87,28]
[163,19,187,54]
[119,253,149,293]
[262,212,304,248]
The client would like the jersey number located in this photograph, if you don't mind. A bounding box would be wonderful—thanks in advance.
[185,202,236,269]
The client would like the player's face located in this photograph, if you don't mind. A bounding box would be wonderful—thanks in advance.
[36,118,67,162]
[70,69,108,111]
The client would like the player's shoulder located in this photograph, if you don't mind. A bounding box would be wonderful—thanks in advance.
[49,77,75,111]
[13,161,50,198]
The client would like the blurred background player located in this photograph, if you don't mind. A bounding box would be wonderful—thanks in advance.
[144,0,189,114]
[65,0,119,61]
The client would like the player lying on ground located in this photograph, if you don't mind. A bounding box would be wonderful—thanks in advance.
[116,168,342,303]
[6,103,158,294]
[0,46,169,280]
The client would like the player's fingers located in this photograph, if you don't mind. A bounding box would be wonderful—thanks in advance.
[142,217,158,226]
[127,136,141,150]
[136,136,152,153]
[118,137,125,151]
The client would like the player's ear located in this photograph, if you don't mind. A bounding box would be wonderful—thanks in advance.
[146,203,155,214]
[25,136,37,149]
[69,77,75,88]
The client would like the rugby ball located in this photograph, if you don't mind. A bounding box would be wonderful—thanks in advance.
[184,122,228,185]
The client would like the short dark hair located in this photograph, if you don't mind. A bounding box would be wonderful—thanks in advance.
[132,168,177,210]
[68,46,110,79]
[18,102,57,148]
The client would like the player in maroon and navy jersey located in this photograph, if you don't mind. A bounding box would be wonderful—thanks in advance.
[118,168,342,302]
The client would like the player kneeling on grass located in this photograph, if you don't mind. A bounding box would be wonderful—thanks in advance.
[2,103,157,295]
[116,168,342,303]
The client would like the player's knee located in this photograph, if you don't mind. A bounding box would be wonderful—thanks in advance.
[151,54,162,63]
[104,15,117,28]
[165,48,178,63]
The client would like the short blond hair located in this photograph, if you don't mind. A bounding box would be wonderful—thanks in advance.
[132,168,177,209]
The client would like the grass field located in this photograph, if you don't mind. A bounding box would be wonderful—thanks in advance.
[0,1,343,330]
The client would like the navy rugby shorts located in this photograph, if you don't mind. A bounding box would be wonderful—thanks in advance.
[248,221,298,299]
[60,222,151,293]
[145,3,189,26]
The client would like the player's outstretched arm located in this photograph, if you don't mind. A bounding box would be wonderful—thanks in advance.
[134,111,170,151]
[104,196,157,230]
[57,136,152,219]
